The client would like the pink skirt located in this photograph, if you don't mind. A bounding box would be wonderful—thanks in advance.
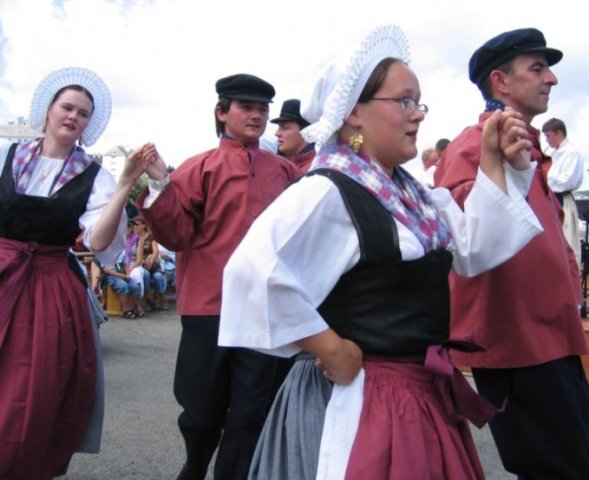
[0,239,97,479]
[345,360,484,480]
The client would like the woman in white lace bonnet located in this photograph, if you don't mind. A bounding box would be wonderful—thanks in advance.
[0,67,145,478]
[219,24,540,479]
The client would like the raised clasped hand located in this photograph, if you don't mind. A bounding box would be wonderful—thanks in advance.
[483,108,532,171]
[122,143,169,184]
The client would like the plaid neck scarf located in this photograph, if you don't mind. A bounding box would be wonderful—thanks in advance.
[12,138,92,194]
[313,143,451,253]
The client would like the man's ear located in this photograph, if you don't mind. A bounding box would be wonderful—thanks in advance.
[215,105,225,123]
[489,70,509,96]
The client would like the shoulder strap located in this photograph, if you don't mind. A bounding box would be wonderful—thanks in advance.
[308,168,401,262]
[2,143,18,176]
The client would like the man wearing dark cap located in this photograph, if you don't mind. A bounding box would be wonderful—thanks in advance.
[136,73,300,479]
[435,28,589,479]
[271,98,316,172]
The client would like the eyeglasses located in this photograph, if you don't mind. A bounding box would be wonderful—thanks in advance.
[369,96,429,114]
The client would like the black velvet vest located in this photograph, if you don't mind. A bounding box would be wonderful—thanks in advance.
[0,143,100,246]
[313,169,453,356]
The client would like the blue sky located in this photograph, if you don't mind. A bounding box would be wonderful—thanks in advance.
[0,0,587,182]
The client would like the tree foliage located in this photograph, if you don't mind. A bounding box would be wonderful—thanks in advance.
[128,174,149,205]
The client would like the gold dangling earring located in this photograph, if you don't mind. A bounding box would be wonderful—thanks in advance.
[349,133,364,153]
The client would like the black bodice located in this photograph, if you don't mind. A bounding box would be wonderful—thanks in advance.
[312,169,453,356]
[0,143,100,246]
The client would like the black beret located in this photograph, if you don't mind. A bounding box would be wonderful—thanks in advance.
[469,28,563,86]
[215,73,275,103]
[270,99,310,127]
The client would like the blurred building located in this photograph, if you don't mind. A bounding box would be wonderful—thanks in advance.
[0,117,41,142]
[102,145,133,180]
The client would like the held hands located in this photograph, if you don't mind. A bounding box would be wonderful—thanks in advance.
[479,108,533,193]
[120,143,169,185]
[482,108,532,171]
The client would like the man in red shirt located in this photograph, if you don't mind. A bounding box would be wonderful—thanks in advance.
[435,28,589,479]
[136,74,301,479]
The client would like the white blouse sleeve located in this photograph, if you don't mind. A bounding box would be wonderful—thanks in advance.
[80,167,126,265]
[219,175,360,357]
[433,161,543,276]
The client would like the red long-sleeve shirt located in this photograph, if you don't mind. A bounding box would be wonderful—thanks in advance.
[434,112,587,368]
[138,138,300,315]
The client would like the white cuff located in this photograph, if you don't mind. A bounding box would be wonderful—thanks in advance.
[144,174,170,209]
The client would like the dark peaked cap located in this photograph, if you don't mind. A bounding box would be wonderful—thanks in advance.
[270,99,310,127]
[215,73,275,103]
[469,27,563,86]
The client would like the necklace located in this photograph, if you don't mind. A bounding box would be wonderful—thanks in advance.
[38,164,54,183]
[35,158,66,194]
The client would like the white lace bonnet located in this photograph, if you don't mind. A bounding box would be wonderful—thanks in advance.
[28,66,112,147]
[301,24,411,148]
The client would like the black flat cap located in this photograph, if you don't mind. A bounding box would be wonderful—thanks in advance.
[469,28,563,86]
[215,73,275,103]
[270,99,310,127]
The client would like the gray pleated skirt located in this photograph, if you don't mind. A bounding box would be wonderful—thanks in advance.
[248,353,333,480]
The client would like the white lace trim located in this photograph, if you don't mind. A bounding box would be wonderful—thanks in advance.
[301,24,410,149]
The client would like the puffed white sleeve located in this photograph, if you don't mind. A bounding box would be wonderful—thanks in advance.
[433,161,543,276]
[80,167,126,265]
[219,175,360,357]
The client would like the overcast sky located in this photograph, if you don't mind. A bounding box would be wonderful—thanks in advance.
[0,0,587,182]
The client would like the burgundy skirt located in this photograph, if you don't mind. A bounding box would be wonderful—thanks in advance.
[344,360,485,480]
[0,238,97,479]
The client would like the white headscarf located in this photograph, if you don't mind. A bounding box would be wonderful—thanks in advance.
[301,24,411,149]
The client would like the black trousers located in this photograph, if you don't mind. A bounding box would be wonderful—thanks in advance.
[473,356,589,480]
[174,315,284,480]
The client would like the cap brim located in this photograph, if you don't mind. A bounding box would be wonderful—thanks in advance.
[224,94,273,103]
[270,115,298,124]
[533,47,563,66]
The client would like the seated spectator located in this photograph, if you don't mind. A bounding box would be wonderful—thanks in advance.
[124,218,145,316]
[134,215,168,310]
[101,257,141,319]
[158,243,176,292]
